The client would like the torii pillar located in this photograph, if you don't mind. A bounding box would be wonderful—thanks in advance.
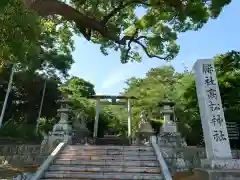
[127,98,132,138]
[93,97,100,138]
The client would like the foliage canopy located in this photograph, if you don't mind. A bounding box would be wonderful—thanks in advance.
[1,0,231,65]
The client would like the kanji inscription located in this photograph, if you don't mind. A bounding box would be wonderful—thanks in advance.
[210,115,223,126]
[194,59,232,159]
[213,130,227,142]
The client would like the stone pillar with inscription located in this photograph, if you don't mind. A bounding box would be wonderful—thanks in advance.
[193,59,240,179]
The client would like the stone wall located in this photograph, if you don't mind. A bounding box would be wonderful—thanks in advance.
[156,134,240,174]
[0,145,48,167]
[161,146,240,173]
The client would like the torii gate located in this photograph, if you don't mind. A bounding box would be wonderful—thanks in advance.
[89,95,136,139]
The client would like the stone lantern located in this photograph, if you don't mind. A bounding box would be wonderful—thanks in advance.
[40,97,72,153]
[135,111,155,145]
[159,99,177,133]
[157,99,187,148]
[52,98,72,138]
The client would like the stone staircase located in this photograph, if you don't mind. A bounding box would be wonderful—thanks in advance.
[40,145,163,179]
[95,136,130,146]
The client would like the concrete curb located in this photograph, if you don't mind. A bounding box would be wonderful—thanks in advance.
[151,136,172,180]
[30,142,66,180]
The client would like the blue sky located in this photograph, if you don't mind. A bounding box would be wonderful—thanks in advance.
[70,0,240,95]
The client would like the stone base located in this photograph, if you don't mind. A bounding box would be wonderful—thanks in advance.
[135,132,155,145]
[195,159,240,180]
[72,129,91,145]
[194,168,240,180]
[73,128,89,137]
[40,134,71,153]
[201,158,240,169]
[157,132,187,148]
[162,123,177,133]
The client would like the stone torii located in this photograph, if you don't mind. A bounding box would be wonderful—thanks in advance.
[88,95,136,139]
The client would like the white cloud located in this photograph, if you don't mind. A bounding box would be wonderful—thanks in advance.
[101,70,126,89]
[101,64,134,89]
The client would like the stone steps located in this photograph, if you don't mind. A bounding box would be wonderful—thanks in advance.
[54,159,159,166]
[57,155,157,161]
[59,151,155,156]
[95,137,130,146]
[41,145,163,179]
[42,172,162,179]
[65,145,153,150]
[48,165,161,173]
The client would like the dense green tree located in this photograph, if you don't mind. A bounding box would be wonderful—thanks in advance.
[1,0,74,74]
[0,68,62,142]
[0,0,236,142]
[28,0,232,63]
[0,69,61,124]
[179,51,240,145]
[123,66,177,129]
[123,51,240,146]
[61,76,95,98]
[60,76,122,137]
[1,0,232,65]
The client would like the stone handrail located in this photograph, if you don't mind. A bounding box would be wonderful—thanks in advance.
[150,136,172,180]
[30,142,66,180]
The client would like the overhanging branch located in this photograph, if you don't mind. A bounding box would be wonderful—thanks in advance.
[103,0,150,24]
[122,35,170,60]
[24,0,169,60]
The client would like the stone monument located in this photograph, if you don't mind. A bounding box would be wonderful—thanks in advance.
[40,98,72,153]
[193,59,240,179]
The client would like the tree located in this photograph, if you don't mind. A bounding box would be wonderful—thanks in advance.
[60,76,121,137]
[123,66,177,131]
[176,51,240,146]
[123,52,240,146]
[0,67,62,141]
[0,69,61,124]
[2,0,231,65]
[1,0,75,74]
[61,76,95,98]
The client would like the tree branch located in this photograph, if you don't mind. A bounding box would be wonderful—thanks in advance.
[25,0,107,37]
[103,0,150,24]
[134,37,168,59]
[123,35,170,60]
[24,0,169,60]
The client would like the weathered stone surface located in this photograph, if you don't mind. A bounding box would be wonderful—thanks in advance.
[60,150,155,156]
[0,145,41,155]
[49,165,160,173]
[12,172,35,180]
[194,168,240,180]
[157,133,187,148]
[0,145,50,168]
[43,145,163,179]
[66,145,154,151]
[0,155,47,167]
[44,171,163,179]
[54,159,159,166]
[57,154,157,160]
[160,146,240,174]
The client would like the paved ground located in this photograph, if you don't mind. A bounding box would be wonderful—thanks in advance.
[0,165,37,179]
